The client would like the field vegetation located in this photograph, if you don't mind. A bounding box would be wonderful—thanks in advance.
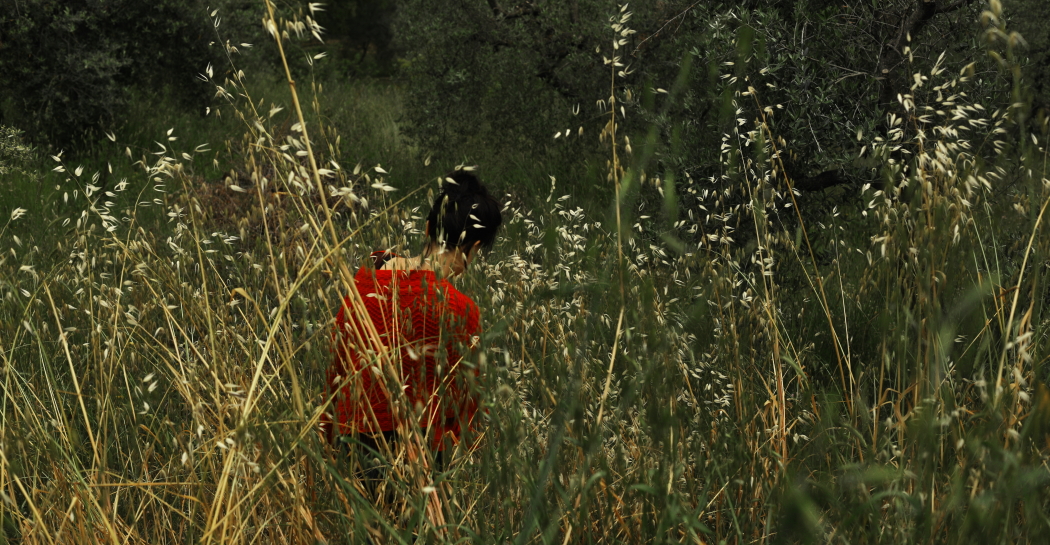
[2,0,1050,543]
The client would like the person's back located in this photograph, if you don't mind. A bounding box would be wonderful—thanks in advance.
[324,168,502,462]
[329,262,480,450]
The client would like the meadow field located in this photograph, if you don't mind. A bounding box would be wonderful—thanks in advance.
[2,1,1050,543]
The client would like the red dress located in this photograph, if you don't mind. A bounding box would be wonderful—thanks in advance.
[326,256,480,450]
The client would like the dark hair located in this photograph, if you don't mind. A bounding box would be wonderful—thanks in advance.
[425,169,502,253]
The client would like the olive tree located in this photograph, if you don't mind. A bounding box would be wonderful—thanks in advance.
[0,0,220,149]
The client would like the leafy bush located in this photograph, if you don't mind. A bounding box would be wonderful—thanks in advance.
[0,0,219,149]
[393,0,615,156]
[313,0,398,77]
[0,125,33,175]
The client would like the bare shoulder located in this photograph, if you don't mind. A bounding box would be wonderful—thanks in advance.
[381,256,416,271]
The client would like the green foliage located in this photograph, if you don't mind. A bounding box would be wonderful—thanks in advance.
[627,0,1005,182]
[313,0,397,76]
[0,0,219,149]
[1010,0,1050,111]
[0,125,32,175]
[393,0,618,156]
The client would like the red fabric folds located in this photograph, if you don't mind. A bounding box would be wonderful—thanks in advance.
[326,263,480,451]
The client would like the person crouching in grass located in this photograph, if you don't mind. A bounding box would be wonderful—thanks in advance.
[324,168,503,506]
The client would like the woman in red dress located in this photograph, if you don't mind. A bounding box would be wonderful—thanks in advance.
[326,169,502,478]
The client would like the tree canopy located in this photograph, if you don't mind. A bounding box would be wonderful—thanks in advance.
[0,0,221,148]
[394,0,1048,190]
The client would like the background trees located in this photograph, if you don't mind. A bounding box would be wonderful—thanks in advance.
[0,0,221,148]
[3,0,1046,173]
[393,0,1030,190]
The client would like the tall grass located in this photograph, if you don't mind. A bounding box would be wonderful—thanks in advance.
[1,0,1049,543]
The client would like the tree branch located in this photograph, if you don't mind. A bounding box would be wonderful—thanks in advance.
[485,0,504,19]
[631,1,702,57]
[502,5,540,22]
[790,169,850,192]
[876,0,940,125]
[876,0,979,116]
